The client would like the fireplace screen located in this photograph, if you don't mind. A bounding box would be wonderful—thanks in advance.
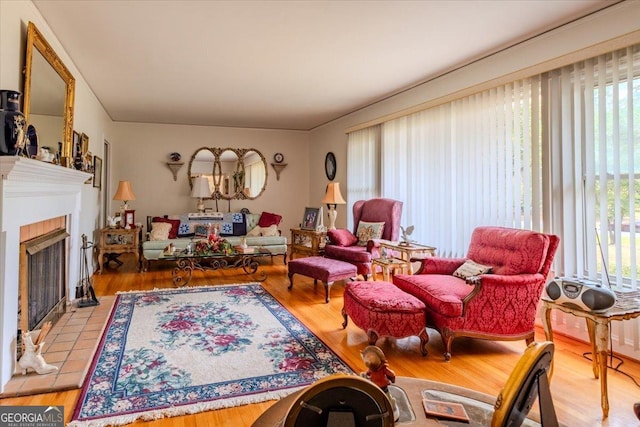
[21,229,68,332]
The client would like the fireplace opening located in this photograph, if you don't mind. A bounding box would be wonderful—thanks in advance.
[17,228,68,358]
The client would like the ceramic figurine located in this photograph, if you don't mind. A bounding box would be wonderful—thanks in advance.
[18,331,58,375]
[0,90,26,156]
[360,345,399,420]
[400,225,415,246]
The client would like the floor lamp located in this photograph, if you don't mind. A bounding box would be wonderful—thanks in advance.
[321,182,346,230]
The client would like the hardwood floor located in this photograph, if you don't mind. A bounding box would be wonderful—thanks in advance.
[2,254,640,426]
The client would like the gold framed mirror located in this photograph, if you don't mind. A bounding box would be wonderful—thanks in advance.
[188,147,268,201]
[23,22,75,161]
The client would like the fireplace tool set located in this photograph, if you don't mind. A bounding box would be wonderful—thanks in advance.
[77,234,99,308]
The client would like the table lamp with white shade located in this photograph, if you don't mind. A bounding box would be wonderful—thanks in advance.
[321,182,346,230]
[191,176,212,212]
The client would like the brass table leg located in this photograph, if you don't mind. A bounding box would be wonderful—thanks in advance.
[594,318,610,418]
[585,318,599,379]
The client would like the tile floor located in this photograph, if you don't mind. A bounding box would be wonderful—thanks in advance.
[0,296,115,397]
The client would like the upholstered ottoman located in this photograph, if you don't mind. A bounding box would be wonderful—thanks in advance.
[288,256,357,303]
[342,281,429,356]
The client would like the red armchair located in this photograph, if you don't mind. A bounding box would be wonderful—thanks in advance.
[392,226,559,360]
[324,198,403,280]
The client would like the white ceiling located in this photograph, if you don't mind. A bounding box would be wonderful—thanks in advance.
[33,0,615,131]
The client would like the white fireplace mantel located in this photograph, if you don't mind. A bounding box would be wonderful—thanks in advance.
[0,157,91,393]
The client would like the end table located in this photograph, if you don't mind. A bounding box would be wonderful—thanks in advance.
[290,228,327,259]
[98,226,142,273]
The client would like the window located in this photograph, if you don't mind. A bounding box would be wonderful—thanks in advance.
[348,44,640,286]
[548,45,640,288]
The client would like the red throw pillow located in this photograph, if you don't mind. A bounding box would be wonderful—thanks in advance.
[152,217,180,239]
[258,211,282,227]
[327,229,358,247]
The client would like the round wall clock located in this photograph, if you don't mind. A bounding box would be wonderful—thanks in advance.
[325,152,336,181]
[274,152,284,163]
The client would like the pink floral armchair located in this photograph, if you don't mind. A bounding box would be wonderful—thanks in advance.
[324,198,403,280]
[392,226,559,360]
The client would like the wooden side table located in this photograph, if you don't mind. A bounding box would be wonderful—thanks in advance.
[541,292,640,418]
[98,226,142,273]
[379,240,436,274]
[372,257,410,281]
[290,228,326,259]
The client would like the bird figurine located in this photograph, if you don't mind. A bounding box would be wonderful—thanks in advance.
[400,225,415,246]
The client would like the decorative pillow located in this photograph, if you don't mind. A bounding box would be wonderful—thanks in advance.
[261,224,279,237]
[245,213,261,232]
[328,229,359,247]
[194,224,210,238]
[149,222,172,241]
[453,259,493,280]
[258,211,282,227]
[152,217,180,239]
[356,221,385,246]
[246,225,262,237]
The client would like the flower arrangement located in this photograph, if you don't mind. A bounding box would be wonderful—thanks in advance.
[193,234,234,256]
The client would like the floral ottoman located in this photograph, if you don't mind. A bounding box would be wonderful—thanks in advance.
[342,281,429,356]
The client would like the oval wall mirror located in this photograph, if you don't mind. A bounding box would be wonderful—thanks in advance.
[188,147,268,202]
[188,147,215,199]
[241,149,268,199]
[218,148,241,200]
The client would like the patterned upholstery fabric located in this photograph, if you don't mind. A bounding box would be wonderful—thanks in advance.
[287,256,357,303]
[392,226,559,360]
[325,198,403,278]
[288,256,357,283]
[342,281,428,355]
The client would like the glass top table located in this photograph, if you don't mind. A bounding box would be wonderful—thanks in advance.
[159,248,271,286]
[378,240,437,274]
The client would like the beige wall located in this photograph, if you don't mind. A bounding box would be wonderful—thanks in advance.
[109,122,310,233]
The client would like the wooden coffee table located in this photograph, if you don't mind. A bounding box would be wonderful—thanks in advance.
[159,249,270,286]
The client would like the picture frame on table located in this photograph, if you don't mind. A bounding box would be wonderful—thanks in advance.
[124,210,135,229]
[301,207,320,230]
[93,156,102,189]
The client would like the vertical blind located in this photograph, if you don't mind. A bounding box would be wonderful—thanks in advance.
[376,78,542,257]
[346,42,640,356]
[546,45,639,289]
[347,44,639,284]
[346,125,381,228]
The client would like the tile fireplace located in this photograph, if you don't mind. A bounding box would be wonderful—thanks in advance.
[0,157,90,392]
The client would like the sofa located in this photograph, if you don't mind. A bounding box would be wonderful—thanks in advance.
[141,211,287,271]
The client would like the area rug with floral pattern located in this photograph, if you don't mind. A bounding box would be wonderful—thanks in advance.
[69,284,353,426]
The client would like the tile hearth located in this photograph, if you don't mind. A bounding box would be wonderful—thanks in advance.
[0,296,114,397]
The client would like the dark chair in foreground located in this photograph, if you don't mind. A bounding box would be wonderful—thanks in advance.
[253,341,559,426]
